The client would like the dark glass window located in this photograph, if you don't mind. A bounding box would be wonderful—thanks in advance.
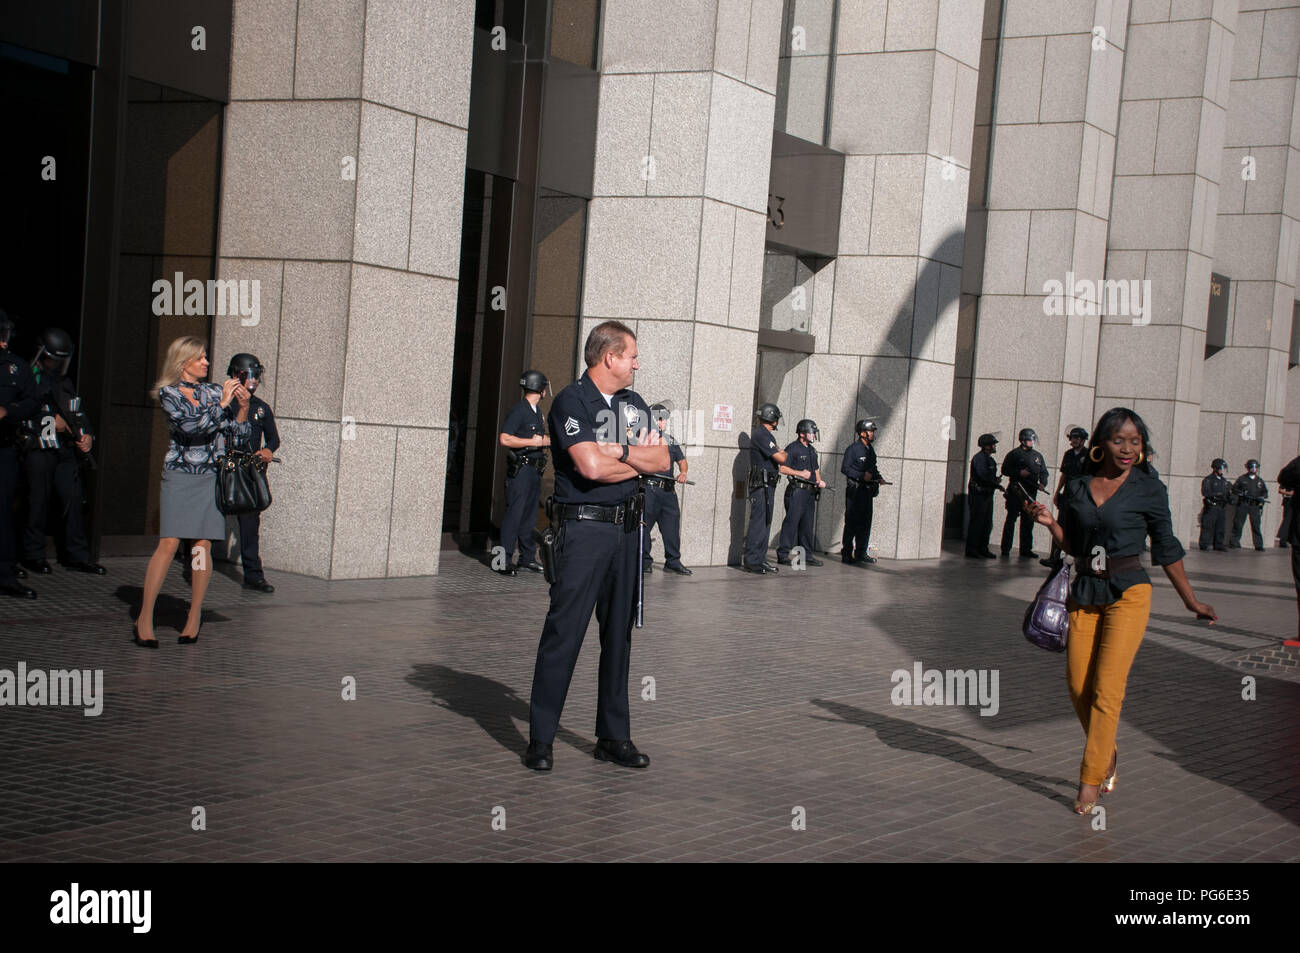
[774,0,837,145]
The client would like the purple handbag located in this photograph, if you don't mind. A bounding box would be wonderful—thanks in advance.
[1023,561,1069,652]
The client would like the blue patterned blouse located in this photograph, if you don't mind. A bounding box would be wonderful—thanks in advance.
[159,382,251,474]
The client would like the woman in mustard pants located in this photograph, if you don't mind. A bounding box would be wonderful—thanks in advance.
[1029,408,1217,816]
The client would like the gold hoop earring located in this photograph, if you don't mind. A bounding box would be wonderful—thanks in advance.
[1135,451,1144,465]
[1089,446,1104,463]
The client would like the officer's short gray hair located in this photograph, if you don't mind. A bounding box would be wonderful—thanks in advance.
[584,320,636,369]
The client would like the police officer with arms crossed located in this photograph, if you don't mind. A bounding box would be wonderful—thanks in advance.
[1200,458,1230,551]
[524,321,668,772]
[641,402,691,575]
[744,402,786,574]
[20,327,105,576]
[1000,427,1047,559]
[1228,459,1268,551]
[0,311,40,599]
[1042,426,1090,567]
[777,419,826,567]
[227,354,279,593]
[497,369,550,577]
[842,419,883,564]
[966,433,1000,558]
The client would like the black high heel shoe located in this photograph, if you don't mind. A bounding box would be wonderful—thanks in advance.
[177,623,201,645]
[132,623,159,649]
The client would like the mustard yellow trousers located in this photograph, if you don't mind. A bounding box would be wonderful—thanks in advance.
[1066,583,1152,785]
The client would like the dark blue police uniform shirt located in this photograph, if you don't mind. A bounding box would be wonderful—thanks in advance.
[652,434,685,479]
[503,398,546,458]
[241,395,280,452]
[784,440,818,479]
[969,451,999,492]
[548,370,652,505]
[750,425,781,473]
[0,352,39,441]
[1060,446,1087,481]
[842,439,874,480]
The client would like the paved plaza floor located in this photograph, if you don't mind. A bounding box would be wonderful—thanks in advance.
[0,541,1296,862]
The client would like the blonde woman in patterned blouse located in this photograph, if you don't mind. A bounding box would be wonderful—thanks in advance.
[133,336,249,647]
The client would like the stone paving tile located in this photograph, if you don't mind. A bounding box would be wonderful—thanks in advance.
[0,543,1296,861]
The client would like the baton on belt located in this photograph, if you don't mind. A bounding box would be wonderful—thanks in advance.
[636,491,645,629]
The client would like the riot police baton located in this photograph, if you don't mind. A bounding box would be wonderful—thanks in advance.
[635,494,645,629]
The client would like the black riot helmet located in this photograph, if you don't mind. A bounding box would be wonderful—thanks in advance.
[856,418,877,436]
[34,327,74,377]
[649,401,672,423]
[1246,459,1260,470]
[519,369,549,395]
[1018,428,1037,444]
[1067,426,1088,440]
[977,432,998,449]
[796,418,819,441]
[227,353,264,379]
[1211,458,1227,472]
[757,402,782,425]
[0,308,12,347]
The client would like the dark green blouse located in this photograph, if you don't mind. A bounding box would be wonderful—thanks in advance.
[1059,467,1185,605]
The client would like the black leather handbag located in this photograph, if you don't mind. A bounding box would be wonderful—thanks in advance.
[1023,560,1070,652]
[215,450,272,515]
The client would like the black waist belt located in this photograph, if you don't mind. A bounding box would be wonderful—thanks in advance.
[643,476,676,491]
[749,469,779,488]
[787,477,818,491]
[519,454,544,468]
[552,500,631,524]
[1204,499,1226,507]
[846,477,863,488]
[1077,554,1143,579]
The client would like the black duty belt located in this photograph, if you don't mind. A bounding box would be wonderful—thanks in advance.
[552,500,632,524]
[1203,499,1226,507]
[1076,554,1143,579]
[643,475,676,491]
[519,454,544,469]
[787,476,818,491]
[846,477,864,488]
[749,469,779,488]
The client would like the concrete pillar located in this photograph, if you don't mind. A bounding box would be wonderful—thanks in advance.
[1204,0,1300,542]
[213,0,474,578]
[1098,0,1238,543]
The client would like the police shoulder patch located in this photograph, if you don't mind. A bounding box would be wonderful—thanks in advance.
[564,416,580,436]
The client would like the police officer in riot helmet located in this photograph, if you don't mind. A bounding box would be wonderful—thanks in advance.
[0,310,40,598]
[497,369,551,576]
[1199,458,1230,551]
[20,327,105,575]
[1228,458,1268,551]
[776,418,826,567]
[228,353,279,592]
[966,433,1000,558]
[842,418,885,564]
[999,427,1047,559]
[641,401,691,575]
[1042,426,1089,567]
[744,402,787,573]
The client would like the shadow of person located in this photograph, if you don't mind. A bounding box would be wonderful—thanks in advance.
[810,698,1075,811]
[406,663,590,759]
[728,431,751,567]
[113,584,230,632]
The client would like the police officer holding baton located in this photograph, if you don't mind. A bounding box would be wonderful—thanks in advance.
[1200,458,1230,551]
[524,321,668,773]
[1228,459,1268,551]
[842,418,885,564]
[776,419,826,567]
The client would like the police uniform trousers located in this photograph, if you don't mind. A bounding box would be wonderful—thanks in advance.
[23,446,90,562]
[1198,502,1226,550]
[1000,490,1035,555]
[744,484,775,566]
[529,515,638,744]
[500,464,541,564]
[0,447,20,584]
[842,484,874,560]
[643,483,683,568]
[237,511,265,582]
[777,485,815,560]
[965,490,994,556]
[1230,502,1265,549]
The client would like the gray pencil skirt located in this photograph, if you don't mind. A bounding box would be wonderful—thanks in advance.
[159,469,226,540]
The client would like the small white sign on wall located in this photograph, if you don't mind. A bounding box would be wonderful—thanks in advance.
[712,404,733,431]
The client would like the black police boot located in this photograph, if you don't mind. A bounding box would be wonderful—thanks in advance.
[642,562,653,574]
[61,560,107,575]
[982,550,997,559]
[243,578,275,593]
[524,740,553,771]
[856,554,878,564]
[593,738,650,768]
[841,553,855,564]
[1228,541,1240,549]
[494,565,518,577]
[744,562,777,574]
[1019,551,1037,559]
[805,556,824,567]
[21,559,52,575]
[663,563,692,575]
[0,581,37,600]
[776,556,792,565]
[520,560,544,574]
[14,564,26,579]
[761,561,780,573]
